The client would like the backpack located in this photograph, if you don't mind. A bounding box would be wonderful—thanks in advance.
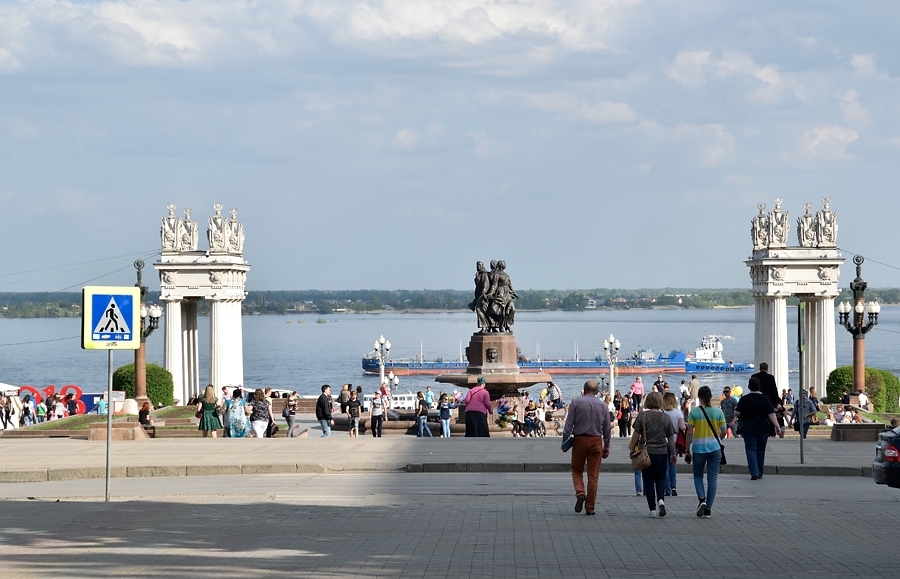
[281,404,290,419]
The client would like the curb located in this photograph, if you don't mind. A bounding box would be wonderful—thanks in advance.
[0,462,871,482]
[404,463,871,476]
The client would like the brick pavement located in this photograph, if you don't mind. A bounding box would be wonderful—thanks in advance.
[0,472,897,578]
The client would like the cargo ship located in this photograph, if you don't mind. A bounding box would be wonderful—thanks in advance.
[362,347,688,376]
[362,335,754,376]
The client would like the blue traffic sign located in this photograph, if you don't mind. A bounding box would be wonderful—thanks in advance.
[82,286,142,350]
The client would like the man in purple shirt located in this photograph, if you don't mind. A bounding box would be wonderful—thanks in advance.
[563,380,612,516]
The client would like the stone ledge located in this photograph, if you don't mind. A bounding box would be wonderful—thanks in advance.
[49,467,128,481]
[126,466,187,478]
[241,464,298,475]
[0,469,49,483]
[186,465,242,477]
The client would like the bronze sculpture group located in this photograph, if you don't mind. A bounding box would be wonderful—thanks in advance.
[468,260,518,333]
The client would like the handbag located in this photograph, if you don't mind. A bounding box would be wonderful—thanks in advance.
[699,406,727,465]
[629,413,651,470]
[561,434,574,453]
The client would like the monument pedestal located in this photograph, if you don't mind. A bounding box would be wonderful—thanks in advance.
[436,332,551,400]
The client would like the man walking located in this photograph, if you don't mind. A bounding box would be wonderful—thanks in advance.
[752,362,783,437]
[316,385,334,437]
[720,387,738,438]
[562,380,612,516]
[689,374,701,408]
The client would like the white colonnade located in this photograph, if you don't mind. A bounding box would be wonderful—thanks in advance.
[747,198,843,395]
[154,204,249,404]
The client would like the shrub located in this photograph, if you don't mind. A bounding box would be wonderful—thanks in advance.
[112,363,174,407]
[826,366,900,413]
[825,366,854,403]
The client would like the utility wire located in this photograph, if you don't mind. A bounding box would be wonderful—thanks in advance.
[0,250,162,289]
[837,248,900,273]
[51,250,161,293]
[0,335,79,347]
[0,250,159,278]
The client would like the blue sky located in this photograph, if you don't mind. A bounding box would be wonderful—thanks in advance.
[1,0,898,291]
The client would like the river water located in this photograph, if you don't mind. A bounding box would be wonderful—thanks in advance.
[2,307,897,401]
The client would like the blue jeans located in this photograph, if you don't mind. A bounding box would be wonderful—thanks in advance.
[417,416,433,437]
[641,454,669,510]
[801,422,811,439]
[524,417,536,436]
[742,432,769,477]
[441,418,451,437]
[692,449,721,508]
[319,419,331,437]
[664,460,677,493]
[634,470,643,493]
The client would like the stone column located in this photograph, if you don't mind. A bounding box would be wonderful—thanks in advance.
[801,297,837,399]
[181,299,199,400]
[163,299,184,405]
[754,296,789,391]
[230,300,245,388]
[209,298,226,389]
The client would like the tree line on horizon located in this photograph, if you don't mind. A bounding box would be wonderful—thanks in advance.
[3,287,900,318]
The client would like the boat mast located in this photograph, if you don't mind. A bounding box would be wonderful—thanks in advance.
[575,339,579,362]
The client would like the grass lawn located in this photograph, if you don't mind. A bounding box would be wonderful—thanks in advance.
[24,414,130,431]
[154,406,197,420]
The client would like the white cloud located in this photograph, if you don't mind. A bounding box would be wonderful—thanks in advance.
[796,125,858,161]
[0,47,22,72]
[640,122,735,167]
[391,127,419,148]
[850,54,876,74]
[0,0,640,69]
[666,49,804,102]
[468,130,493,157]
[839,90,870,125]
[637,160,655,173]
[519,91,637,123]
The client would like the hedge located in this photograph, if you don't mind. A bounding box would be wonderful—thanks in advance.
[112,363,174,407]
[826,365,900,413]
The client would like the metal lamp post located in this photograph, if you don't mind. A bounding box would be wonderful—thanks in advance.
[602,334,620,402]
[836,255,881,394]
[134,260,163,405]
[387,371,399,396]
[373,335,391,388]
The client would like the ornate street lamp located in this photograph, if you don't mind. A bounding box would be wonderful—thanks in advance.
[602,334,620,402]
[387,371,400,396]
[134,260,163,405]
[372,335,391,388]
[836,255,881,394]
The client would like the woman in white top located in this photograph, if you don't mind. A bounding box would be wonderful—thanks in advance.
[662,392,686,496]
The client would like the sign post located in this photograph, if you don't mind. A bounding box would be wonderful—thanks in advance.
[798,302,806,464]
[82,286,141,502]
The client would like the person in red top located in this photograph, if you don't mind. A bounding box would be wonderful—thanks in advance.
[563,380,612,516]
[464,377,493,437]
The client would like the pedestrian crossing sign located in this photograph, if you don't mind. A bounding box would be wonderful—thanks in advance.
[82,286,142,350]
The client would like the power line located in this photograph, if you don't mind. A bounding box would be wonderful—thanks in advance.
[837,248,900,273]
[0,335,79,347]
[0,249,160,278]
[52,251,161,293]
[0,250,162,290]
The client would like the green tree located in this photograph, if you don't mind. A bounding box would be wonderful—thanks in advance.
[112,363,175,407]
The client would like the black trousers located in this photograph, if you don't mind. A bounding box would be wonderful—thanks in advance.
[641,453,669,510]
[370,415,384,437]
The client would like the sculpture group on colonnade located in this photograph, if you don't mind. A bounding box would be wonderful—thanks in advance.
[752,197,838,251]
[161,203,245,254]
[469,260,518,333]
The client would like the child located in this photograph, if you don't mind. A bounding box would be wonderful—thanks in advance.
[438,394,453,438]
[347,391,361,437]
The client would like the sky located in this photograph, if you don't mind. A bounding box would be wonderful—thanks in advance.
[1,0,899,292]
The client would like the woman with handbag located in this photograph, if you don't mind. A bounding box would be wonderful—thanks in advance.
[685,386,727,518]
[628,392,676,518]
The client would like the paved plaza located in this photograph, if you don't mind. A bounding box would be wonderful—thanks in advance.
[0,433,897,578]
[0,470,897,579]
